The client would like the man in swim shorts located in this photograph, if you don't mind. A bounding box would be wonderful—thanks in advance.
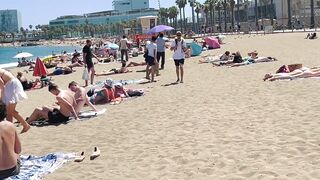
[68,81,97,113]
[0,118,21,179]
[26,83,79,124]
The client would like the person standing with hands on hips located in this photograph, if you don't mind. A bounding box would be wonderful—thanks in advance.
[170,31,187,83]
[83,40,101,87]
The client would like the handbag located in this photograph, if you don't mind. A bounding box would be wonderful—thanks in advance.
[82,67,89,80]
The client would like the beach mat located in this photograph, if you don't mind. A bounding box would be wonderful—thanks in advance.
[6,153,75,180]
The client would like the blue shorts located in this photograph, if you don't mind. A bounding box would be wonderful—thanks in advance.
[146,56,155,66]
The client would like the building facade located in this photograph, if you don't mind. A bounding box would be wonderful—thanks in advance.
[49,0,157,27]
[112,0,149,12]
[0,9,22,33]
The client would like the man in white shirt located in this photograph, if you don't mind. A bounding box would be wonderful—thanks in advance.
[119,35,129,62]
[170,31,187,83]
[146,36,158,82]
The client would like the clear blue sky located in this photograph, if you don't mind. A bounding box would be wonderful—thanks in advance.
[1,0,206,28]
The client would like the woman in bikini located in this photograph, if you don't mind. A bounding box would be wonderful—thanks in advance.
[0,69,30,133]
[88,79,116,104]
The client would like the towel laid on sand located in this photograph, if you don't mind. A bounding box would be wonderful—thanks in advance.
[6,153,75,180]
[94,79,148,88]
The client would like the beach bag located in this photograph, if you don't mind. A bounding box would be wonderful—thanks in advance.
[82,67,89,81]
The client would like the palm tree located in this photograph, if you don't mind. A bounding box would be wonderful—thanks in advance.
[255,0,258,29]
[169,6,179,29]
[159,8,169,25]
[203,4,210,28]
[287,0,292,28]
[189,0,196,32]
[229,0,235,31]
[195,2,201,33]
[223,0,228,32]
[261,0,269,29]
[216,1,222,32]
[236,0,240,25]
[243,0,250,22]
[176,0,184,31]
[270,0,274,25]
[310,0,315,28]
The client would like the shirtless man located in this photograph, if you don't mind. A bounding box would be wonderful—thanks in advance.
[0,68,30,133]
[26,83,79,124]
[68,81,97,113]
[0,119,21,179]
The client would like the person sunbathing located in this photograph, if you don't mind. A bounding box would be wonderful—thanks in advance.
[126,61,147,67]
[199,51,231,64]
[0,118,21,179]
[47,67,73,76]
[16,72,51,90]
[230,56,277,67]
[68,81,97,113]
[87,79,117,105]
[26,83,79,124]
[95,62,132,76]
[263,65,319,81]
[306,32,317,39]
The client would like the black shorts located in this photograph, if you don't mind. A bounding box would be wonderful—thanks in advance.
[48,109,69,124]
[174,59,185,66]
[0,159,20,179]
[85,59,94,70]
[146,56,156,66]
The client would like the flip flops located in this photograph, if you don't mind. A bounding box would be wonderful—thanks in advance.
[90,147,100,160]
[74,147,100,162]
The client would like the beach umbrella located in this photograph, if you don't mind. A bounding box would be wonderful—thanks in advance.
[105,43,119,50]
[33,57,48,77]
[13,52,33,59]
[204,37,221,49]
[147,25,174,34]
[190,42,202,56]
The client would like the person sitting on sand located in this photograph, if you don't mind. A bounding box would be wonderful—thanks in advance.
[87,79,117,105]
[26,83,79,124]
[306,32,317,39]
[0,69,30,133]
[16,72,43,90]
[68,81,97,113]
[0,118,21,179]
[114,83,129,98]
[95,61,132,76]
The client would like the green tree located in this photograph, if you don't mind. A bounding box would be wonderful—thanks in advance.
[216,1,222,32]
[229,0,235,30]
[168,6,179,29]
[195,2,202,33]
[189,0,196,32]
[223,0,228,32]
[176,0,184,31]
[310,0,315,28]
[287,0,292,28]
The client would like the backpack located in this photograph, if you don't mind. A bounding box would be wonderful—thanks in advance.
[174,39,185,52]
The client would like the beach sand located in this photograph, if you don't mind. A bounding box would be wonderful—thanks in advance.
[11,32,320,179]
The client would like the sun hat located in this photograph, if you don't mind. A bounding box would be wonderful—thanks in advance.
[104,79,113,88]
[114,82,123,88]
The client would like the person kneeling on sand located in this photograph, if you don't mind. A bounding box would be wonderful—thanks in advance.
[0,118,22,179]
[68,81,97,113]
[26,83,79,124]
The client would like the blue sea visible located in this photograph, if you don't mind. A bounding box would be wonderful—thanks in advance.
[0,46,82,68]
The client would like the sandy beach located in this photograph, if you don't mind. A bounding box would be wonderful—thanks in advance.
[9,32,320,179]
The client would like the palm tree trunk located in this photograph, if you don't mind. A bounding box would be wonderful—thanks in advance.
[255,0,258,29]
[212,9,215,34]
[287,0,292,28]
[224,1,227,32]
[310,0,315,28]
[231,7,234,30]
[218,9,222,32]
[210,10,213,27]
[191,4,196,32]
[196,13,200,34]
[183,7,186,32]
[180,8,183,31]
[270,0,274,25]
[237,0,240,25]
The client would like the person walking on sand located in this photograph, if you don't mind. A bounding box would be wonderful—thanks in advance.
[0,69,30,133]
[119,35,129,62]
[170,31,187,83]
[26,83,79,125]
[146,36,158,82]
[83,39,101,86]
[0,119,21,179]
[156,32,166,70]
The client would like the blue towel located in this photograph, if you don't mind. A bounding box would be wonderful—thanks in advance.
[6,153,75,180]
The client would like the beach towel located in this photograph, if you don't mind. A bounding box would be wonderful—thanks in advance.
[190,42,202,56]
[6,153,75,180]
[94,79,148,88]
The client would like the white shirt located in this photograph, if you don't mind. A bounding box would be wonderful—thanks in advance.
[171,39,187,60]
[147,43,157,58]
[119,38,128,50]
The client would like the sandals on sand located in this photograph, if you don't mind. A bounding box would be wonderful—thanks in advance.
[74,152,85,162]
[90,147,100,160]
[74,147,100,162]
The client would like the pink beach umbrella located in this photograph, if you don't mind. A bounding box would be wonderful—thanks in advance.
[33,57,48,77]
[204,37,221,49]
